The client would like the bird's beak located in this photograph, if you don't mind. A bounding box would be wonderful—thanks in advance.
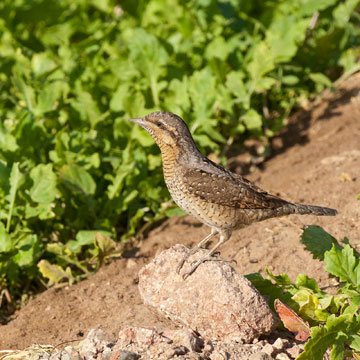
[128,117,147,128]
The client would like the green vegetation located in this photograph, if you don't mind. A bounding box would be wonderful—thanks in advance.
[248,226,360,359]
[0,0,359,309]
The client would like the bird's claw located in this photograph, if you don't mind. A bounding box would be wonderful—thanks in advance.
[189,255,236,266]
[182,263,199,280]
[180,255,237,280]
[176,258,185,274]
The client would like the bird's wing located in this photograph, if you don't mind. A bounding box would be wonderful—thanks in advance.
[182,167,289,210]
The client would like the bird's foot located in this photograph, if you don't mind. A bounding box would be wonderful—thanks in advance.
[176,229,219,275]
[176,246,205,274]
[182,253,236,280]
[176,256,187,274]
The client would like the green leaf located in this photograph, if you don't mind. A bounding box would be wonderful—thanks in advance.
[226,71,249,107]
[127,28,168,106]
[330,331,347,360]
[298,315,349,359]
[295,274,321,293]
[309,73,332,88]
[241,109,263,131]
[35,81,69,115]
[38,259,74,284]
[30,164,57,203]
[247,41,275,79]
[301,225,342,261]
[325,244,360,289]
[282,75,299,85]
[349,334,360,351]
[13,72,36,113]
[188,67,217,121]
[266,267,292,285]
[266,16,308,63]
[123,90,146,118]
[254,77,277,92]
[110,84,130,112]
[59,164,96,196]
[246,272,289,310]
[298,0,338,16]
[0,222,12,252]
[67,230,112,254]
[71,86,101,126]
[164,77,191,115]
[88,0,112,13]
[333,0,360,27]
[0,127,18,153]
[94,232,122,266]
[293,291,325,322]
[46,243,64,256]
[131,125,154,147]
[13,234,40,267]
[106,163,134,200]
[6,162,24,232]
[205,36,230,61]
[165,207,186,217]
[31,52,57,77]
[25,203,56,220]
[341,287,360,306]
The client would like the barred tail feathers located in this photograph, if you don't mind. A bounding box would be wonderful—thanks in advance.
[286,203,338,216]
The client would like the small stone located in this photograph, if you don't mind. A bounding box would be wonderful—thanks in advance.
[110,349,141,360]
[79,329,113,359]
[249,352,273,360]
[126,259,137,269]
[166,345,188,357]
[138,245,278,343]
[118,327,158,348]
[82,351,96,360]
[276,353,290,360]
[209,350,227,360]
[286,344,304,359]
[162,329,203,352]
[261,343,274,356]
[49,353,61,360]
[273,338,289,351]
[63,347,81,360]
[203,341,214,356]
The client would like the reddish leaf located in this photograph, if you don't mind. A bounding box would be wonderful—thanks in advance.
[274,299,311,341]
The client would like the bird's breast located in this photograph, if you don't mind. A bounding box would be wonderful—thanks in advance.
[164,170,251,231]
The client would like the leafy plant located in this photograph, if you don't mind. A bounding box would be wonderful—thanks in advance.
[0,0,359,309]
[247,226,360,359]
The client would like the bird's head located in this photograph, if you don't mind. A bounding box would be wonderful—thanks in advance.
[129,111,196,153]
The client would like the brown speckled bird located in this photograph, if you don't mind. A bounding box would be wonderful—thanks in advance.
[129,111,337,279]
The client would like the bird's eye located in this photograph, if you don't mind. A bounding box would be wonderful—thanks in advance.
[156,121,163,128]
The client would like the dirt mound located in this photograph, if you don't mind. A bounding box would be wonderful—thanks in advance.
[1,74,359,350]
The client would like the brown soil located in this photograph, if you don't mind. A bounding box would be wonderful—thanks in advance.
[1,74,360,351]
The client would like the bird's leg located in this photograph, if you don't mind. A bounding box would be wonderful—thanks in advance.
[182,231,234,280]
[176,228,218,274]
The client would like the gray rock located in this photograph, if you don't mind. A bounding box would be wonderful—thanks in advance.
[273,338,289,351]
[249,352,273,360]
[79,329,114,359]
[114,350,141,360]
[162,329,204,352]
[138,244,278,343]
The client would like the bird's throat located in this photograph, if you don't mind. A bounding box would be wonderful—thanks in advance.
[160,145,180,179]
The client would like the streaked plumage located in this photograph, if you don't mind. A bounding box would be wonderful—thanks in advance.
[129,111,337,278]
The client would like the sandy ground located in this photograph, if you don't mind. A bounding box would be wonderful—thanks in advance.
[1,73,359,350]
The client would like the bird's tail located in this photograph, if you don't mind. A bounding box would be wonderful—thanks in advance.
[287,203,338,216]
